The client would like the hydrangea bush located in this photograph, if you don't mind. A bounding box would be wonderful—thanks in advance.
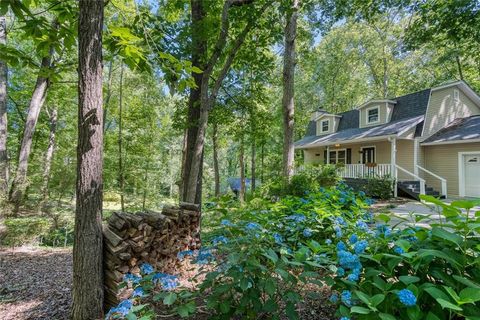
[106,184,480,320]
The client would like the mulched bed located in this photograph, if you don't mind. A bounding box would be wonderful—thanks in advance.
[0,247,335,320]
[0,247,72,320]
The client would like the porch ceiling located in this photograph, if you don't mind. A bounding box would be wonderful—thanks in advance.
[295,115,423,149]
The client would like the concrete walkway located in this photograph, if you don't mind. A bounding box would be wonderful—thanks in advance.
[385,199,480,228]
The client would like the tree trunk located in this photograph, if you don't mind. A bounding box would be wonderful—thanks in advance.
[455,54,464,80]
[251,135,256,191]
[282,0,299,182]
[239,136,245,203]
[39,107,57,210]
[261,140,264,183]
[181,0,207,205]
[118,63,125,212]
[0,16,8,199]
[9,52,53,211]
[72,1,104,318]
[212,122,220,197]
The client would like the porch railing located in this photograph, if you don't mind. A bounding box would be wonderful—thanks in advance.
[338,163,392,179]
[416,165,447,198]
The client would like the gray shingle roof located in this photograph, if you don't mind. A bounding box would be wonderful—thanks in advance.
[421,116,480,144]
[296,89,432,147]
[295,115,424,148]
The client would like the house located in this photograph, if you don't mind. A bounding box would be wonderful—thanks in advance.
[294,81,480,199]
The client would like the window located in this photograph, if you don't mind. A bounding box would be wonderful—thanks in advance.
[367,107,379,124]
[321,119,329,132]
[454,89,460,103]
[329,149,346,164]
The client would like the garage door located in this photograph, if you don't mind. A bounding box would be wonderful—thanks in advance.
[465,154,480,197]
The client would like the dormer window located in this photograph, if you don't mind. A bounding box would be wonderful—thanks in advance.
[367,106,379,124]
[320,119,329,133]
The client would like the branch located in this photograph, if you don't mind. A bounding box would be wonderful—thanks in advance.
[208,1,272,107]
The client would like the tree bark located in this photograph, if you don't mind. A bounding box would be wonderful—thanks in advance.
[212,122,220,197]
[9,52,53,211]
[103,59,114,132]
[72,0,104,318]
[251,135,256,191]
[0,16,8,199]
[39,107,57,210]
[239,136,245,203]
[282,0,298,182]
[118,63,125,212]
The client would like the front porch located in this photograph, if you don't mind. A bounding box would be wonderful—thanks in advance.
[301,138,448,198]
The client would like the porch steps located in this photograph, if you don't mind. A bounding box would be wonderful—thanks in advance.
[397,180,442,200]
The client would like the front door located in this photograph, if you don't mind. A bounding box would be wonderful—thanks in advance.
[362,147,375,164]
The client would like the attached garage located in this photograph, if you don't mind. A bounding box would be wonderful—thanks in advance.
[459,153,480,197]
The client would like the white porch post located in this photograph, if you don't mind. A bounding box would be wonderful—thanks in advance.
[326,146,330,164]
[390,137,397,197]
[413,138,419,177]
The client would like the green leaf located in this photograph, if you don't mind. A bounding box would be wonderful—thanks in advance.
[399,276,421,285]
[431,227,463,246]
[351,306,371,314]
[240,277,252,291]
[285,302,298,320]
[459,287,480,304]
[371,294,385,307]
[452,275,480,289]
[263,299,278,312]
[126,313,137,320]
[354,290,371,305]
[426,312,441,320]
[264,249,278,263]
[163,292,177,306]
[176,302,196,317]
[264,279,276,296]
[436,298,463,311]
[379,313,397,320]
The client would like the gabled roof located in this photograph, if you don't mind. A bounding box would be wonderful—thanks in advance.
[295,115,424,149]
[421,116,480,145]
[390,89,431,121]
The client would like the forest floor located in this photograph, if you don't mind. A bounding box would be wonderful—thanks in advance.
[0,246,72,320]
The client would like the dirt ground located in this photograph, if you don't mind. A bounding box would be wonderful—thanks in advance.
[0,247,72,320]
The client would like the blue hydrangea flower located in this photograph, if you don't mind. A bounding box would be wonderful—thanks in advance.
[194,248,215,264]
[334,225,343,237]
[336,267,345,277]
[349,234,358,244]
[245,222,261,230]
[354,240,368,254]
[212,235,228,246]
[394,246,405,254]
[358,191,366,197]
[153,273,179,291]
[287,214,306,223]
[325,239,332,245]
[300,198,309,204]
[338,250,361,270]
[329,293,338,303]
[347,271,360,282]
[105,299,133,319]
[177,250,194,261]
[340,317,350,320]
[336,241,347,251]
[335,217,346,225]
[376,224,392,237]
[123,273,142,284]
[140,263,154,275]
[221,219,234,226]
[132,287,144,297]
[273,233,283,244]
[397,289,417,306]
[356,220,369,231]
[341,290,352,306]
[303,228,313,237]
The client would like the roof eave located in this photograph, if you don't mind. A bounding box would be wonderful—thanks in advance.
[421,138,480,146]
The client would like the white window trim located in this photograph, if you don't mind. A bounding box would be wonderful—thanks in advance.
[360,145,376,164]
[329,148,347,164]
[365,106,380,124]
[458,151,480,197]
[320,119,330,133]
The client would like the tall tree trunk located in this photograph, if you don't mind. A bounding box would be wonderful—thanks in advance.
[103,59,114,132]
[282,0,299,182]
[9,52,53,211]
[239,136,245,203]
[0,16,8,199]
[181,0,207,205]
[212,122,220,197]
[39,107,57,210]
[261,140,264,183]
[251,135,256,191]
[72,0,104,318]
[455,54,464,80]
[118,63,125,212]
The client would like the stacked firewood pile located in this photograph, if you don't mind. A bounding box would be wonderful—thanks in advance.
[103,202,201,308]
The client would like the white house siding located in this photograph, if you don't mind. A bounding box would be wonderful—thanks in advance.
[423,87,480,139]
[423,142,480,196]
[359,102,389,128]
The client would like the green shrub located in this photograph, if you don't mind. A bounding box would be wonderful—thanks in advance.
[362,174,395,199]
[2,217,51,246]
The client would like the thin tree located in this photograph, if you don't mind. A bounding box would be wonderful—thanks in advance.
[39,106,57,210]
[118,63,125,211]
[239,135,245,203]
[212,122,220,197]
[72,0,104,318]
[9,48,53,211]
[0,15,8,199]
[282,0,299,181]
